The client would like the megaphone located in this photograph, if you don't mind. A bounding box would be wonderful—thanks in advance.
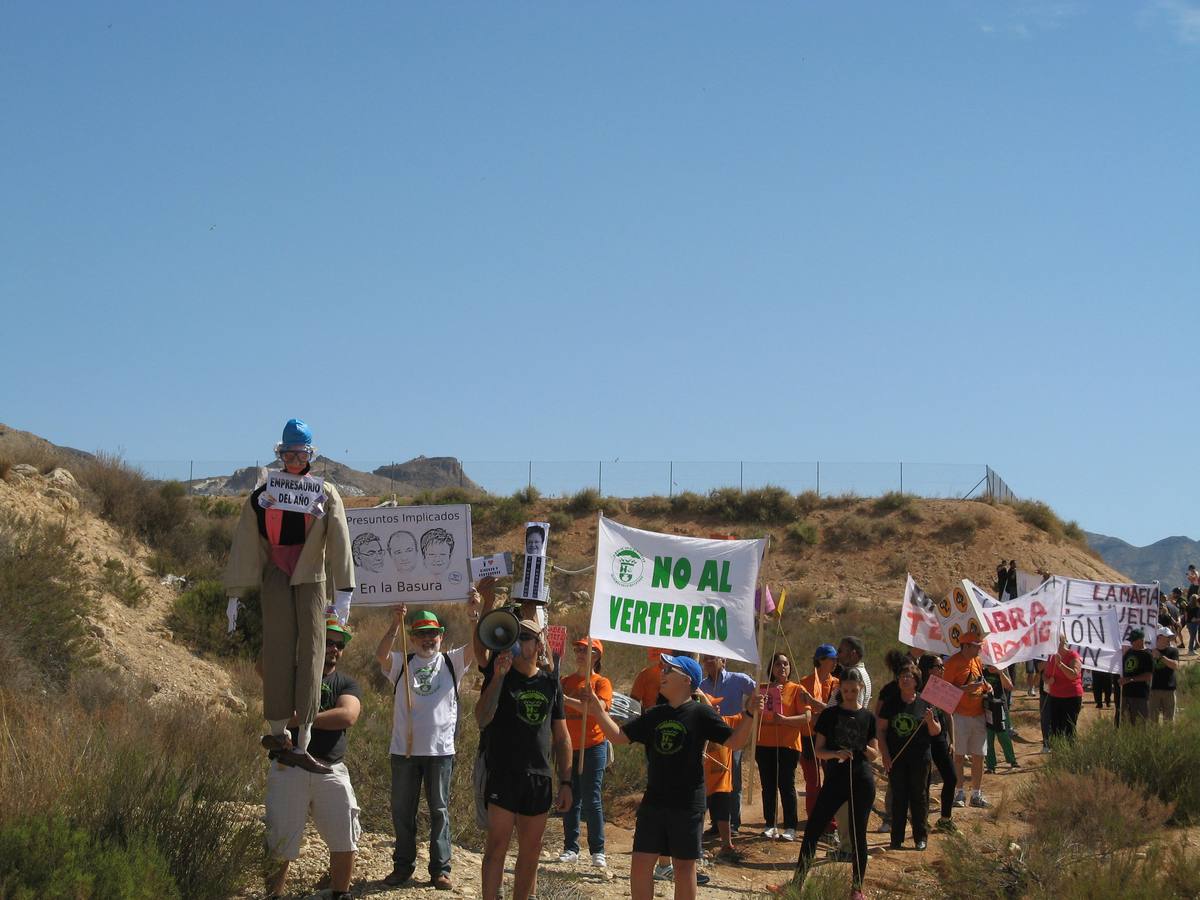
[477,607,521,654]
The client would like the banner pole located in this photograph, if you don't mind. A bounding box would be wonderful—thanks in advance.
[746,539,772,805]
[401,623,414,758]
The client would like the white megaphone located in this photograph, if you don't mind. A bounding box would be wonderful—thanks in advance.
[477,607,521,654]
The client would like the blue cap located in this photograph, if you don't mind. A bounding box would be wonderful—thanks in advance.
[815,643,838,661]
[660,654,702,690]
[280,418,313,449]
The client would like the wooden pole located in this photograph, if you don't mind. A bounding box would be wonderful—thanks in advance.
[575,639,593,774]
[400,622,414,758]
[745,539,772,804]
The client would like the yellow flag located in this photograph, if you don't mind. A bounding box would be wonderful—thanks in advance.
[776,588,787,617]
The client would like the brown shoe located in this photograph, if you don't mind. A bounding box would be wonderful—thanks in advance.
[261,733,293,753]
[432,874,453,890]
[279,749,333,775]
[383,866,413,886]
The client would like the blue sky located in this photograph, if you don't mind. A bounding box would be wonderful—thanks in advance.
[2,2,1197,547]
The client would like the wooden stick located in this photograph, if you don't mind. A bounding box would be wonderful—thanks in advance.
[575,639,593,774]
[400,623,414,758]
[745,540,772,805]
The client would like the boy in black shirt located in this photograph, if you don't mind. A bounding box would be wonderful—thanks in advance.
[476,617,571,900]
[1150,630,1180,722]
[583,653,759,900]
[1120,628,1155,726]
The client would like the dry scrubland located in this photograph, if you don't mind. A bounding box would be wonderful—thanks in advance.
[0,450,1195,899]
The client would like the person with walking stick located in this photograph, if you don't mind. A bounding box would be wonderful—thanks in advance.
[877,662,940,850]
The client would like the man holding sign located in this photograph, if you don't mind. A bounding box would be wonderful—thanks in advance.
[224,419,354,774]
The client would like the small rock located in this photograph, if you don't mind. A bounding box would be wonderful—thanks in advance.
[220,689,247,713]
[9,463,37,479]
[46,467,78,490]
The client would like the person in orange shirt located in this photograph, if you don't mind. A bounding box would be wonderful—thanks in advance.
[795,644,840,845]
[941,634,992,809]
[700,694,744,863]
[560,638,613,867]
[754,653,811,842]
[629,647,668,712]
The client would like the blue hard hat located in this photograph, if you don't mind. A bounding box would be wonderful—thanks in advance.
[280,418,313,448]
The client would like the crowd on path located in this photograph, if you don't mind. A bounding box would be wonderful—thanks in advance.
[222,421,1190,900]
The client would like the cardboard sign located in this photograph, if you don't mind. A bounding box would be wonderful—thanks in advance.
[974,577,1065,667]
[265,470,326,516]
[513,553,549,603]
[545,625,568,658]
[469,552,513,581]
[920,674,964,715]
[346,505,473,606]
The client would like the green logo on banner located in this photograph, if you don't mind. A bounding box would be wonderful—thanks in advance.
[612,547,645,587]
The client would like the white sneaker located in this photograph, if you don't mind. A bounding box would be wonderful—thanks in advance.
[558,850,579,863]
[953,789,966,808]
[762,826,778,839]
[591,853,607,868]
[779,828,796,842]
[653,863,674,881]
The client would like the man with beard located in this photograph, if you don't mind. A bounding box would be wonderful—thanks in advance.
[262,620,362,900]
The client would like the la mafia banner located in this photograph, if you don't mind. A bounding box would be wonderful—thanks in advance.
[589,517,765,664]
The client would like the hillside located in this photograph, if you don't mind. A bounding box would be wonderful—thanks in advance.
[0,421,94,466]
[1086,529,1199,589]
[190,455,480,497]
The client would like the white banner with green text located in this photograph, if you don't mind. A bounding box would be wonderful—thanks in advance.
[589,517,765,664]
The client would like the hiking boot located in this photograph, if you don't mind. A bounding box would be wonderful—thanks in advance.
[821,829,841,849]
[696,872,711,886]
[970,791,991,808]
[432,874,453,890]
[653,864,674,881]
[934,817,956,833]
[953,789,966,808]
[384,866,414,887]
[260,733,292,753]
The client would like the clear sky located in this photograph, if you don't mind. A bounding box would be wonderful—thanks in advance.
[2,2,1197,547]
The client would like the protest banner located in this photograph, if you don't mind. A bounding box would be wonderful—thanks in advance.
[545,624,568,658]
[1063,578,1159,659]
[589,517,765,664]
[920,674,964,715]
[1061,606,1122,673]
[346,505,473,606]
[469,552,513,581]
[972,577,1065,667]
[265,469,326,515]
[898,574,952,654]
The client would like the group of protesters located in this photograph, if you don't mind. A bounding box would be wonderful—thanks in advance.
[220,420,1187,900]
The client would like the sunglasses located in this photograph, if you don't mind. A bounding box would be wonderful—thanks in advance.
[518,632,540,643]
[325,640,346,650]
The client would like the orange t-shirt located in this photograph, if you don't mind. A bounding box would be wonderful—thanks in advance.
[796,672,839,737]
[562,672,613,749]
[704,713,741,795]
[756,682,805,750]
[942,652,985,716]
[630,664,663,712]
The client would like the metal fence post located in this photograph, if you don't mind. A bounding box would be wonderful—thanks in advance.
[899,461,903,494]
[528,461,532,493]
[816,461,820,497]
[740,461,744,492]
[188,460,193,493]
[598,461,603,495]
[669,461,674,498]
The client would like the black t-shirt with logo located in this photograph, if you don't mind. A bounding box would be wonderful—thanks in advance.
[484,667,564,778]
[814,705,876,780]
[623,700,733,813]
[286,670,362,764]
[878,695,932,762]
[1152,646,1179,691]
[1122,648,1155,699]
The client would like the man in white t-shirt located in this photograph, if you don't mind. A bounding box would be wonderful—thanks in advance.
[376,598,481,889]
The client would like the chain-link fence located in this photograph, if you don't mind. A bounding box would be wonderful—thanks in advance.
[134,458,1016,502]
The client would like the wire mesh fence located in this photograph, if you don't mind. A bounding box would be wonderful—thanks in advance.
[133,458,1015,501]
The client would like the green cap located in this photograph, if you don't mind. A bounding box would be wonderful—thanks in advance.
[325,619,353,643]
[409,610,444,632]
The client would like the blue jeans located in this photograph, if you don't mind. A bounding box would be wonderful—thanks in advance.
[563,743,607,854]
[390,754,454,877]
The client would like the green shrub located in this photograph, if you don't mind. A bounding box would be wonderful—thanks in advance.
[475,495,528,536]
[1022,768,1172,856]
[512,485,541,505]
[566,488,602,515]
[546,510,573,533]
[668,491,706,516]
[169,579,263,658]
[97,557,149,607]
[0,814,180,900]
[786,519,819,546]
[1008,498,1067,540]
[629,496,671,516]
[821,515,894,550]
[0,513,96,686]
[872,491,915,515]
[935,510,984,544]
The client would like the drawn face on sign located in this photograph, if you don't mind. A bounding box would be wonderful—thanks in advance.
[352,533,386,574]
[420,528,455,574]
[388,531,419,575]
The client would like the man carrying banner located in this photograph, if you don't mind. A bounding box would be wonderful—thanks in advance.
[943,633,992,808]
[225,418,354,773]
[476,616,572,900]
[582,654,761,900]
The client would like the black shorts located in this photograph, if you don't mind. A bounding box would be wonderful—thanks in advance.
[485,773,553,817]
[633,805,704,860]
[706,792,731,823]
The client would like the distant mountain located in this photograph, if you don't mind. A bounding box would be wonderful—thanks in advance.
[1085,531,1200,589]
[189,455,480,497]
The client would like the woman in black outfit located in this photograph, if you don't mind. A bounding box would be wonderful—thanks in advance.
[918,654,957,831]
[792,669,878,900]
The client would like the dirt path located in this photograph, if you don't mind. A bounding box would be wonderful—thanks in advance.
[259,683,1098,899]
